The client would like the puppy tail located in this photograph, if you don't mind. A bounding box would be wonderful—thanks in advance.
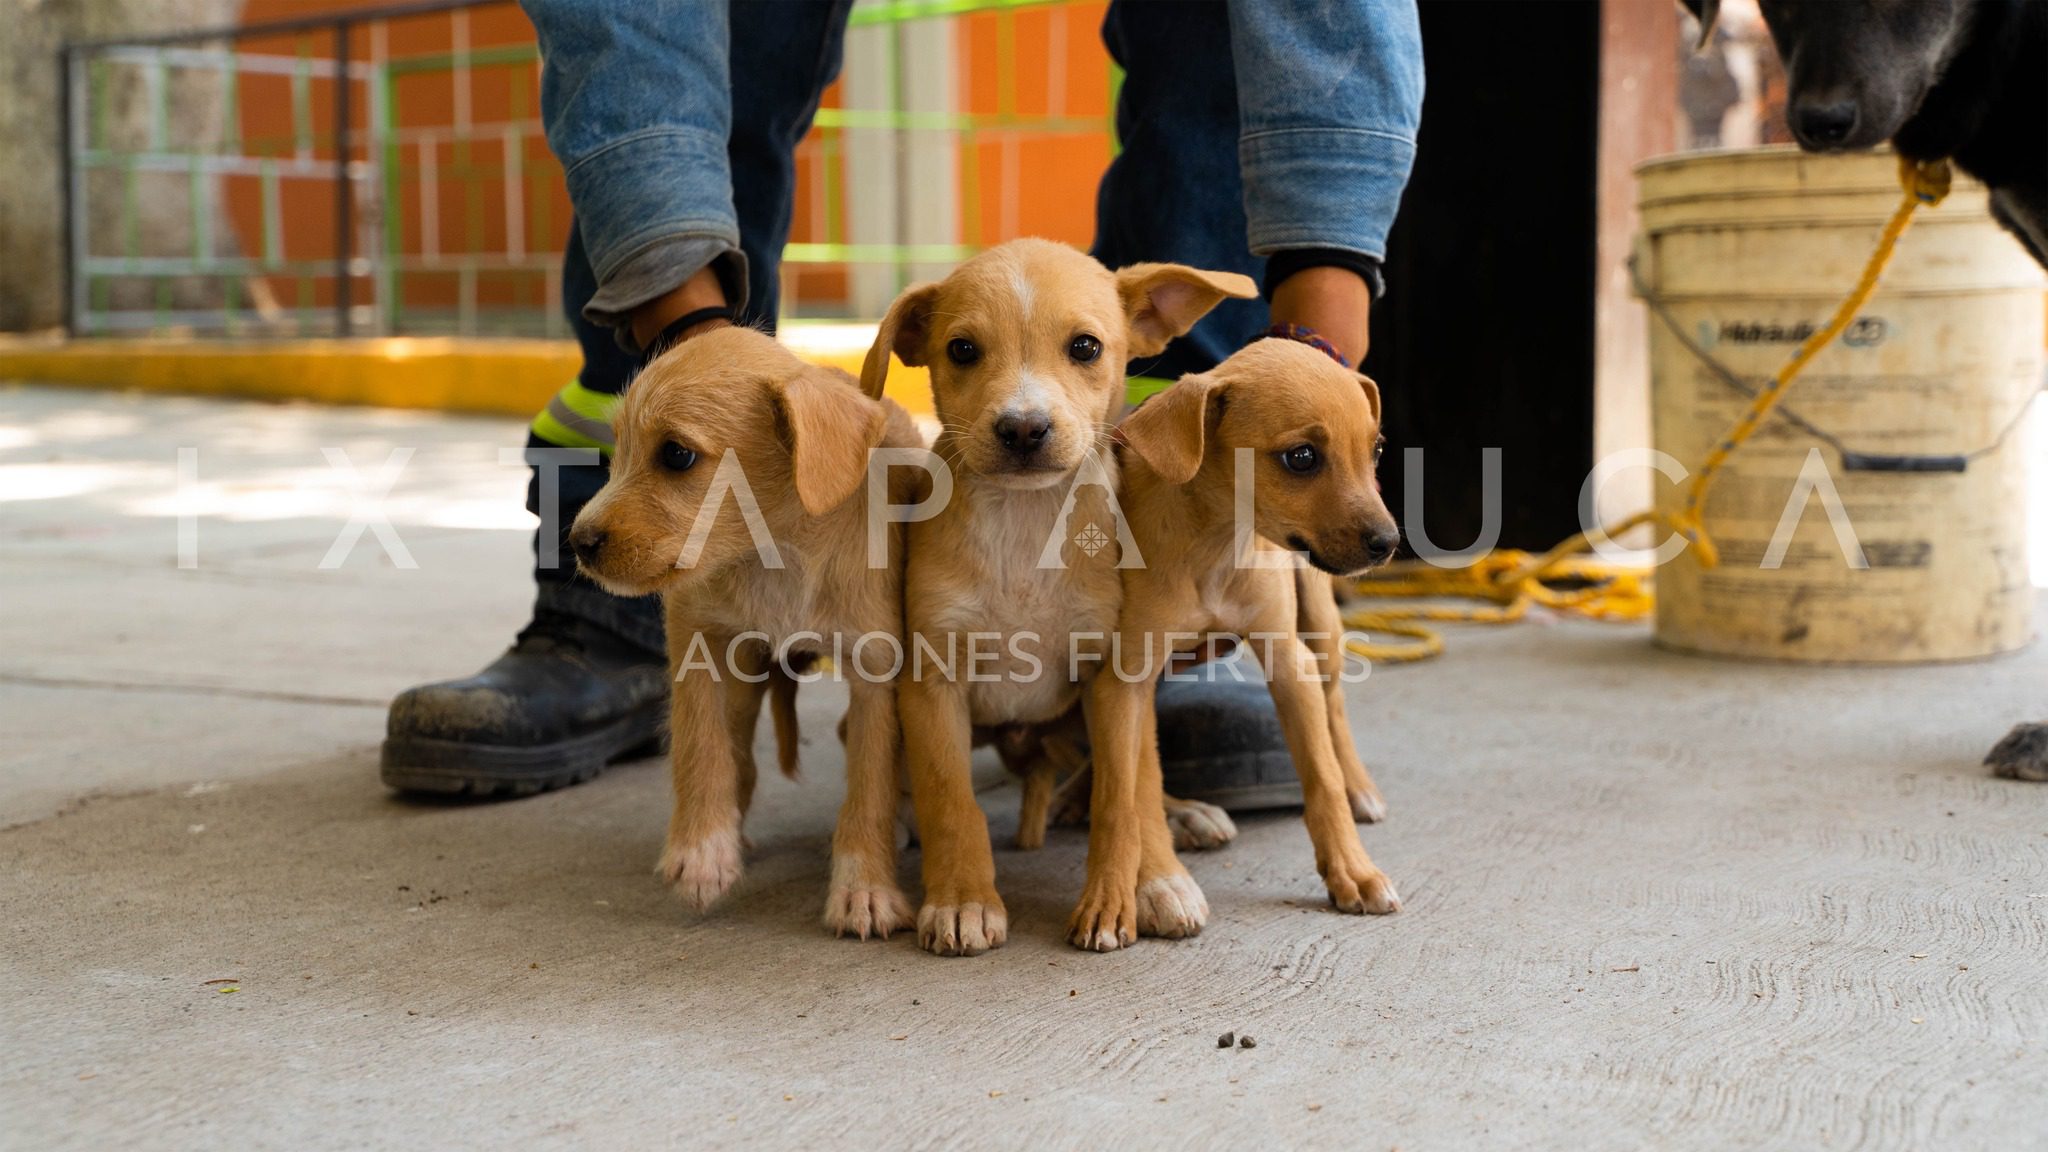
[771,668,802,780]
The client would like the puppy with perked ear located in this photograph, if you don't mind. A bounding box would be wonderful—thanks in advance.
[569,327,925,940]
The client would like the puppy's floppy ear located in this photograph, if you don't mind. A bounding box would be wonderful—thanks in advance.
[776,365,887,517]
[860,282,939,400]
[1114,264,1260,359]
[1681,0,1719,49]
[1356,372,1383,425]
[1117,372,1223,485]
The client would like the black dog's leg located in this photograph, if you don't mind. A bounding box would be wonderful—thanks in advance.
[1985,723,2048,782]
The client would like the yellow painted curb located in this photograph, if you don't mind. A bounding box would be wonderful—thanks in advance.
[0,336,937,419]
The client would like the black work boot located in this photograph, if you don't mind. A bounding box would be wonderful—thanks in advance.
[1154,673,1304,811]
[382,218,689,798]
[380,591,668,797]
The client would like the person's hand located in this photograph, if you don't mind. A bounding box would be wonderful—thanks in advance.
[628,265,732,352]
[1269,266,1371,366]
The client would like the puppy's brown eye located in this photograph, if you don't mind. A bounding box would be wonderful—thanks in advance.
[1068,334,1102,363]
[659,441,698,472]
[947,338,980,366]
[1372,436,1386,466]
[1279,444,1320,475]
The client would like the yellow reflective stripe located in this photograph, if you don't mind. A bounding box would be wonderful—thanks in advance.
[556,379,622,423]
[545,394,615,447]
[529,380,619,454]
[530,409,611,454]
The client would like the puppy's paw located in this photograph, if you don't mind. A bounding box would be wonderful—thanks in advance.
[1067,880,1139,953]
[1323,853,1401,916]
[658,826,744,911]
[916,893,1008,957]
[1985,722,2048,782]
[1013,820,1046,851]
[1167,799,1238,851]
[1135,871,1208,939]
[1348,783,1388,823]
[825,881,913,941]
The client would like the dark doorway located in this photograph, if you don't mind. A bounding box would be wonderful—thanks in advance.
[1366,0,1603,553]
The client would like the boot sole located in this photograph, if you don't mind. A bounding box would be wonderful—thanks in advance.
[380,699,668,798]
[1160,749,1305,812]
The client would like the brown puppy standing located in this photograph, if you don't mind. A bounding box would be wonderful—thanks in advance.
[1072,338,1402,950]
[570,328,923,939]
[860,238,1255,956]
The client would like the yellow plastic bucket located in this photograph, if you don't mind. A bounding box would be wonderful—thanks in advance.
[1636,147,2043,662]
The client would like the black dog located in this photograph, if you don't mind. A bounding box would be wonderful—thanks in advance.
[1686,0,2048,782]
[1687,0,2046,266]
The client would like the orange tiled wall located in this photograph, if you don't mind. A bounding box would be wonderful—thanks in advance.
[229,0,1114,318]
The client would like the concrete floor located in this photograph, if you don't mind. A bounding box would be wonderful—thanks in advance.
[4,383,2047,1151]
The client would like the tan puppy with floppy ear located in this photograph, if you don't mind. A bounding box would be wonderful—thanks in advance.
[569,327,924,940]
[860,238,1255,956]
[1071,337,1402,951]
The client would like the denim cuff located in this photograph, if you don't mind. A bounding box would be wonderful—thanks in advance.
[563,125,748,324]
[585,240,749,334]
[1239,127,1418,261]
[536,579,666,658]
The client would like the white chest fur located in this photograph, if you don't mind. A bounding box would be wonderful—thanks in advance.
[920,478,1121,725]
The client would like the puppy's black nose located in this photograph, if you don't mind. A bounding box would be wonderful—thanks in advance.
[1792,100,1858,147]
[994,411,1052,455]
[570,528,606,567]
[1363,528,1400,566]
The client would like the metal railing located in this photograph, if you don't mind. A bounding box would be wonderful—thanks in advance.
[60,0,1113,339]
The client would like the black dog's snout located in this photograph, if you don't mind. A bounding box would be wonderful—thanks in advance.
[1363,527,1400,566]
[570,528,606,567]
[1792,99,1858,147]
[994,411,1053,455]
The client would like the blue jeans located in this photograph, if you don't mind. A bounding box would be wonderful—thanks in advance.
[1095,0,1422,376]
[520,0,1422,635]
[525,0,1422,356]
[522,0,857,634]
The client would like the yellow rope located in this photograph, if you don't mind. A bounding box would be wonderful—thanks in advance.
[1345,156,1952,665]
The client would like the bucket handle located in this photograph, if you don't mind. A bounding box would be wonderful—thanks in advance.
[1629,256,2037,476]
